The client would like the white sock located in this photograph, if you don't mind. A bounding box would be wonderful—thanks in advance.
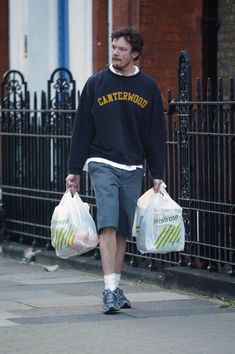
[115,273,121,289]
[104,273,116,291]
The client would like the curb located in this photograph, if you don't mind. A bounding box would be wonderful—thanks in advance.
[1,241,235,300]
[164,267,235,299]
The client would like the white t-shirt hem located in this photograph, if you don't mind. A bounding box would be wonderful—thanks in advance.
[83,157,143,172]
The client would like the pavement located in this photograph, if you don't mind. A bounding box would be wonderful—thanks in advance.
[0,252,235,354]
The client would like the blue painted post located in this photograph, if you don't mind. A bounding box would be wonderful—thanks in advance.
[58,0,69,68]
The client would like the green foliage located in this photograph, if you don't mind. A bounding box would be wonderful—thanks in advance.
[219,300,235,308]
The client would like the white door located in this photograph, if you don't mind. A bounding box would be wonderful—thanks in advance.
[9,0,58,95]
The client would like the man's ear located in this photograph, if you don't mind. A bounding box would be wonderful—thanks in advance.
[132,51,139,60]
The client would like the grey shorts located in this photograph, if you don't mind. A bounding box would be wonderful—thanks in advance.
[88,162,144,239]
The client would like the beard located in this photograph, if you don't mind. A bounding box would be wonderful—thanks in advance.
[112,60,122,69]
[112,59,132,71]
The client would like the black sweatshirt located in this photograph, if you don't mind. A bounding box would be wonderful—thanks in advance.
[68,67,166,179]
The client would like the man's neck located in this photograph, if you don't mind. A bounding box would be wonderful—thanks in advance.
[114,67,134,76]
[110,64,139,76]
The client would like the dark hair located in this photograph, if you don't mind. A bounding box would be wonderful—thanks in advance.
[111,27,144,60]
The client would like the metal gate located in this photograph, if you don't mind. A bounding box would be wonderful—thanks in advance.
[0,52,234,275]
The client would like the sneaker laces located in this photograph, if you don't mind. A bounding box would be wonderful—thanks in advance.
[116,288,125,299]
[103,289,117,304]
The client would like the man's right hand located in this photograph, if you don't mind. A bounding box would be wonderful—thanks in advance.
[65,174,80,194]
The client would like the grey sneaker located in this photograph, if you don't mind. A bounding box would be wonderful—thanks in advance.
[115,287,132,309]
[102,289,121,314]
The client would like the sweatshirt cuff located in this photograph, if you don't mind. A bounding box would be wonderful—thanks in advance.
[67,168,83,175]
[150,171,164,180]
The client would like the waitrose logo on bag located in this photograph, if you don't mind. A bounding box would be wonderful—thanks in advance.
[51,218,69,225]
[154,214,179,224]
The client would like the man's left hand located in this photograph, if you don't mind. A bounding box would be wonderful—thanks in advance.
[152,179,163,193]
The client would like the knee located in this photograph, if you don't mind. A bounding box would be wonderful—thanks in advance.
[100,227,116,236]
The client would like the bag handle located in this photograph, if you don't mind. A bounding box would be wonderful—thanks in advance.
[159,182,167,194]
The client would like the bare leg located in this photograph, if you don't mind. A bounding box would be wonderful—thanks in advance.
[115,236,127,274]
[99,229,126,275]
[99,227,116,275]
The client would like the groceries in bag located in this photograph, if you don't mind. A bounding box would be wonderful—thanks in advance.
[51,192,99,259]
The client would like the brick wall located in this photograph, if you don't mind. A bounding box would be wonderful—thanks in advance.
[112,0,140,29]
[92,0,109,72]
[111,0,203,104]
[217,0,235,96]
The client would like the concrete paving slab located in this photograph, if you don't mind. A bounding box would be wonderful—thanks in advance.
[0,289,60,301]
[126,290,193,302]
[14,294,100,308]
[0,311,21,328]
[0,318,19,327]
[0,301,32,311]
[12,275,102,285]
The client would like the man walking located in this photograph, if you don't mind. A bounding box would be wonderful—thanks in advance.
[66,27,166,313]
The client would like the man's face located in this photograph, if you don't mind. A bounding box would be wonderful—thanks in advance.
[111,37,138,74]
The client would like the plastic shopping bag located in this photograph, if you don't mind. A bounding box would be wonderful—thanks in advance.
[51,192,99,259]
[132,188,155,236]
[135,183,185,254]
